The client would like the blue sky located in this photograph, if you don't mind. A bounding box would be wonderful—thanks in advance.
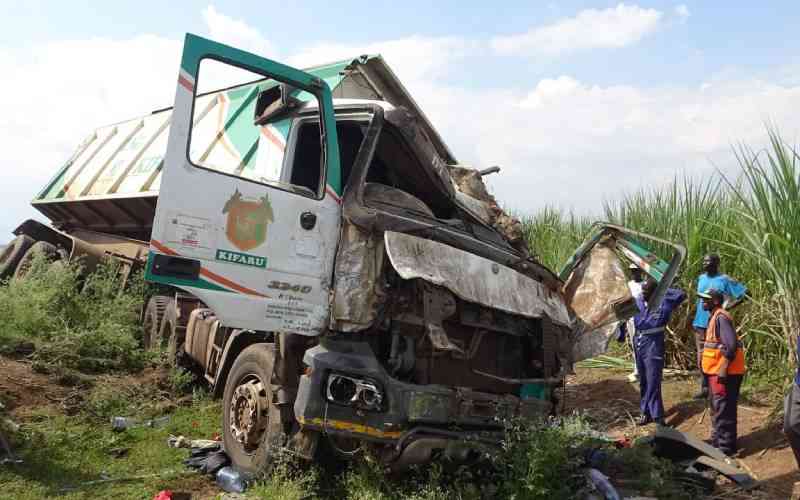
[1,2,800,237]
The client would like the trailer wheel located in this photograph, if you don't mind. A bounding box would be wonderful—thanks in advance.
[13,241,60,281]
[142,295,171,351]
[0,235,35,281]
[222,343,282,476]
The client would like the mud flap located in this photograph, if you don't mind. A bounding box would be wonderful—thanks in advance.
[560,223,685,362]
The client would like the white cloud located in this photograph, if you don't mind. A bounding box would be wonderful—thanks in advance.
[427,74,800,216]
[0,35,182,236]
[676,4,690,21]
[202,5,275,59]
[491,3,662,55]
[2,4,800,241]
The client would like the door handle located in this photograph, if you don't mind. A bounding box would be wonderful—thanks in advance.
[300,212,317,230]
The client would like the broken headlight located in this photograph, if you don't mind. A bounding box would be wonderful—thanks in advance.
[326,373,384,411]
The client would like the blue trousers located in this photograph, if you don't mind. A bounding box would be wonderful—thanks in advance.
[634,333,665,419]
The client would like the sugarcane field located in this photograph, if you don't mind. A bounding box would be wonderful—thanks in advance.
[2,3,800,499]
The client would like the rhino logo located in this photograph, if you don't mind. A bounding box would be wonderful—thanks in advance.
[222,189,274,252]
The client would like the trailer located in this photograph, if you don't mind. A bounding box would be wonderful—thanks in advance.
[1,34,685,474]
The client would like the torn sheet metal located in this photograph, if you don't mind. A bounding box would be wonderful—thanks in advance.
[330,221,386,332]
[694,455,756,489]
[384,231,571,327]
[563,240,633,330]
[563,240,635,362]
[571,323,620,363]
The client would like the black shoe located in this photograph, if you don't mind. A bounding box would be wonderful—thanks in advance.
[693,389,708,400]
[636,414,653,426]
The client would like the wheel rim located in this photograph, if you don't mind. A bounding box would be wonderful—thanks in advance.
[229,375,270,453]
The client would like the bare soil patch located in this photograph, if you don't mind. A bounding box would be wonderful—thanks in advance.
[565,367,799,499]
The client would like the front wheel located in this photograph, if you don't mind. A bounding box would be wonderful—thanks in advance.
[222,343,283,475]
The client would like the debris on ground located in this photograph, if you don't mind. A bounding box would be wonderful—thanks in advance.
[216,466,249,493]
[585,468,621,500]
[111,415,170,431]
[152,490,191,500]
[109,446,130,458]
[182,442,229,475]
[167,434,219,449]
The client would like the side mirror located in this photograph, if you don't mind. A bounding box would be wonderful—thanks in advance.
[254,83,300,125]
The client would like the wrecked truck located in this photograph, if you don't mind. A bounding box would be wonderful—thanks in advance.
[0,34,684,473]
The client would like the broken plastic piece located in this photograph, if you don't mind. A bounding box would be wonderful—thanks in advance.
[216,466,248,493]
[586,468,621,500]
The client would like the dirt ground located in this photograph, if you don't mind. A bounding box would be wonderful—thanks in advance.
[564,366,799,499]
[3,354,799,499]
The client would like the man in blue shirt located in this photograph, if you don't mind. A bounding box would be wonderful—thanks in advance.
[691,254,747,399]
[618,280,687,426]
[784,335,800,468]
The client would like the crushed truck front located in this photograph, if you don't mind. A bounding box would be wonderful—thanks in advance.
[140,34,684,472]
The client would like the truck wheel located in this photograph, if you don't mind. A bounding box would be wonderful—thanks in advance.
[0,235,35,280]
[13,241,59,281]
[222,343,282,476]
[162,301,185,367]
[142,295,171,351]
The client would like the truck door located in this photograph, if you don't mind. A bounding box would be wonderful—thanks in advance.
[146,34,342,336]
[560,224,685,362]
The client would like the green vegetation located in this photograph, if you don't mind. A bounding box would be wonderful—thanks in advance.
[247,416,695,500]
[0,385,221,499]
[522,129,800,395]
[0,256,149,373]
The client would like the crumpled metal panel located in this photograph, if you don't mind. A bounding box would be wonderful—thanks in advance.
[563,240,634,362]
[384,231,571,326]
[330,221,386,332]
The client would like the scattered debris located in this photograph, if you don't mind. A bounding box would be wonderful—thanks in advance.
[586,468,621,500]
[152,490,191,500]
[183,442,229,475]
[694,455,757,489]
[216,466,249,494]
[111,415,170,432]
[167,434,218,450]
[108,446,129,458]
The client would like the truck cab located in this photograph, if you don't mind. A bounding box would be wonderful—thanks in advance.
[136,34,685,473]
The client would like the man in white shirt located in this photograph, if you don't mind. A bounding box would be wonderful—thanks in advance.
[625,264,644,382]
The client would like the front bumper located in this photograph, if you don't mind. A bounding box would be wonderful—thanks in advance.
[294,338,553,443]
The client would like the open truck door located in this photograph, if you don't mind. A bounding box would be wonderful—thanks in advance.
[146,34,342,335]
[560,223,685,362]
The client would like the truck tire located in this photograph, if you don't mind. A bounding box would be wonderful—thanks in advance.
[13,241,60,281]
[162,300,185,367]
[0,235,35,280]
[222,343,282,475]
[142,295,171,351]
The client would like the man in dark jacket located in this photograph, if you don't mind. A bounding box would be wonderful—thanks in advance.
[699,288,746,456]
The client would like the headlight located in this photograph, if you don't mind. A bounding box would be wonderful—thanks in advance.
[326,373,384,411]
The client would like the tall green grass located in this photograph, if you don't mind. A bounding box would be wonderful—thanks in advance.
[0,255,148,373]
[521,129,799,389]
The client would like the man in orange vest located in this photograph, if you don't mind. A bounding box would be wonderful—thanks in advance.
[698,288,746,456]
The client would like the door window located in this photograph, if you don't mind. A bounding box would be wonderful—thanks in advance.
[188,57,326,198]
